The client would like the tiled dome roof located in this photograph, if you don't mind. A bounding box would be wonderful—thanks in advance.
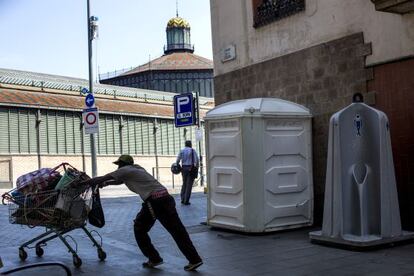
[167,16,190,28]
[121,52,213,75]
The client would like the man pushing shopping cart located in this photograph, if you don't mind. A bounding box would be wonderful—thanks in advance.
[1,163,106,268]
[81,154,203,272]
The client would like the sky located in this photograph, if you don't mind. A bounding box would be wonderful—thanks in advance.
[0,0,213,80]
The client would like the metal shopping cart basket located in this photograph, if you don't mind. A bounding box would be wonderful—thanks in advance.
[1,163,106,268]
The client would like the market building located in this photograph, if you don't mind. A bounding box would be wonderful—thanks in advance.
[99,15,214,98]
[0,68,213,190]
[209,0,414,228]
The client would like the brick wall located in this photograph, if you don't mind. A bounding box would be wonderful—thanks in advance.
[368,58,414,229]
[214,33,373,224]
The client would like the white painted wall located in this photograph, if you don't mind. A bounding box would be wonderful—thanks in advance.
[210,0,414,76]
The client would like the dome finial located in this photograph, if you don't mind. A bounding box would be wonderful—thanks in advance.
[176,0,179,17]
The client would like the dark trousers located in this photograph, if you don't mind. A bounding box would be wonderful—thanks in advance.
[133,195,202,264]
[181,166,194,204]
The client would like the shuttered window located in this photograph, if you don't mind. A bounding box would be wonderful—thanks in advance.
[0,108,9,153]
[56,112,66,154]
[113,116,121,154]
[0,107,204,157]
[156,120,162,155]
[182,128,187,151]
[106,115,115,155]
[165,121,171,155]
[47,111,58,154]
[167,122,176,155]
[159,120,169,155]
[39,111,48,153]
[126,117,136,154]
[18,110,29,153]
[188,127,193,146]
[65,112,75,154]
[98,114,106,155]
[118,117,125,154]
[83,127,91,154]
[105,116,115,154]
[74,115,83,154]
[28,110,38,154]
[142,119,150,155]
[173,125,180,154]
[9,109,19,153]
[149,119,155,155]
[135,118,144,155]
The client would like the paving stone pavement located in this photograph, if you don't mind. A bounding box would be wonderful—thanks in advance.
[1,191,414,275]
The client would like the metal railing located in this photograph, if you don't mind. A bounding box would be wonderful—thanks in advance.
[151,166,205,189]
[99,67,135,80]
[152,167,180,189]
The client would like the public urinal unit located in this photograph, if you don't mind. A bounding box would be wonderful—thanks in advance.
[310,96,414,247]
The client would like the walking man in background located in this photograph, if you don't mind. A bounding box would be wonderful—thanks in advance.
[176,140,199,205]
[82,154,203,271]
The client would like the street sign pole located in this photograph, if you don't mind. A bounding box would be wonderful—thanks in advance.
[195,90,204,187]
[87,0,98,177]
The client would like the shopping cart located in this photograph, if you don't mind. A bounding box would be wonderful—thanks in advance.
[1,163,106,268]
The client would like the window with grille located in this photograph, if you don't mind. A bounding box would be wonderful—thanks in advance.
[0,108,9,153]
[252,0,305,28]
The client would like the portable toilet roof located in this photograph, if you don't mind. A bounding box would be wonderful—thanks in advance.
[205,98,311,119]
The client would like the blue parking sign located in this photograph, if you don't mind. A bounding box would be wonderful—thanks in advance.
[174,93,195,127]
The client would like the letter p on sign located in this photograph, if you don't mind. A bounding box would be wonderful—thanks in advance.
[177,97,189,113]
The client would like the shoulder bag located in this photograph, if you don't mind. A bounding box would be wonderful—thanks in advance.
[190,149,199,179]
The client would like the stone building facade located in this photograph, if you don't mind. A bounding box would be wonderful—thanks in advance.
[210,0,414,227]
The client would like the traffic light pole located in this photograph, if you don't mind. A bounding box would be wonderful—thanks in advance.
[87,0,98,177]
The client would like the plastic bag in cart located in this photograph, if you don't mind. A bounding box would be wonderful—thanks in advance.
[88,187,105,228]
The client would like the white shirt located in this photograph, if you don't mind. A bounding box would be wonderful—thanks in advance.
[176,147,199,166]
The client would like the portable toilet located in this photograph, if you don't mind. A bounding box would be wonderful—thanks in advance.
[309,93,414,247]
[205,98,313,233]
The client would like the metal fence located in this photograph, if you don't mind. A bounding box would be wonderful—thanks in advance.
[152,166,206,190]
[152,166,182,189]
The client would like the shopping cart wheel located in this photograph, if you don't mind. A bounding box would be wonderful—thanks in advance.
[19,248,27,261]
[97,249,107,261]
[35,246,44,257]
[73,255,82,268]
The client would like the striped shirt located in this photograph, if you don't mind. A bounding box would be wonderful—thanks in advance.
[176,147,199,166]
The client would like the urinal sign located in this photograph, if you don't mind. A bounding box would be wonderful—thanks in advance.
[354,114,362,136]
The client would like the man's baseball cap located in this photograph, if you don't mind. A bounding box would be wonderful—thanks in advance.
[113,154,134,165]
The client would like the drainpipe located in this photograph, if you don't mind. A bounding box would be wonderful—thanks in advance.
[153,118,159,181]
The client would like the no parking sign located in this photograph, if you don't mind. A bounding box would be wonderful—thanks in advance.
[82,107,99,134]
